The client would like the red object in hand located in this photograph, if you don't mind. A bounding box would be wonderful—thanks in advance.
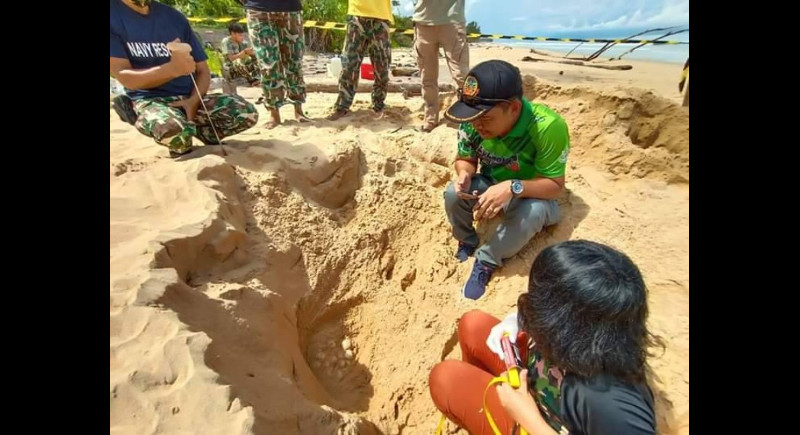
[500,335,521,387]
[500,335,519,369]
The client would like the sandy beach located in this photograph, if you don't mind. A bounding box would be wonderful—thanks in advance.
[110,43,689,434]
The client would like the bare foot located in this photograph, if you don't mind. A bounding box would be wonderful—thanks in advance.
[418,121,437,132]
[295,106,312,123]
[264,108,281,129]
[326,109,350,121]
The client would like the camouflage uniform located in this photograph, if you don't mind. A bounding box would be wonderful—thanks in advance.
[133,94,258,155]
[220,36,260,84]
[526,344,569,434]
[334,15,392,112]
[246,10,306,109]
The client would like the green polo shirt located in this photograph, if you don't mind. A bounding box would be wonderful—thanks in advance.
[456,98,570,182]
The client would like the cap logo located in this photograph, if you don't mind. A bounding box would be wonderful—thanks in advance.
[463,75,479,97]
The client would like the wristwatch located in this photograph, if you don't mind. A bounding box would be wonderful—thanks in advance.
[510,179,524,197]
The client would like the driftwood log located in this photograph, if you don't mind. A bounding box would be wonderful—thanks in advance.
[306,82,455,94]
[521,56,632,71]
[391,67,420,76]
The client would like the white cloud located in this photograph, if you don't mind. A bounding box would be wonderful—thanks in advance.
[641,1,689,27]
[553,0,688,31]
[468,0,688,36]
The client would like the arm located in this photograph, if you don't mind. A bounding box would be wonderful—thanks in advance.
[109,30,192,90]
[453,123,481,191]
[524,116,569,199]
[490,176,564,200]
[472,115,568,219]
[190,61,211,100]
[171,19,211,118]
[516,412,558,435]
[454,158,477,178]
[497,370,558,435]
[168,60,210,121]
[226,50,251,62]
[223,38,253,61]
[110,57,185,91]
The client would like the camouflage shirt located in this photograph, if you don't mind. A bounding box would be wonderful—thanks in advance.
[525,341,657,435]
[526,346,569,433]
[221,36,251,68]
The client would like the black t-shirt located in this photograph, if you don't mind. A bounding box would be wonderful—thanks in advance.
[244,0,302,12]
[560,374,657,435]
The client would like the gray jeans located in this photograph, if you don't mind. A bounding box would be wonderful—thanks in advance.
[443,174,561,267]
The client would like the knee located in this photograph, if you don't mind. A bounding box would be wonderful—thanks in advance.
[226,95,259,127]
[148,117,189,140]
[240,101,259,128]
[429,360,461,409]
[457,309,488,345]
[513,200,560,231]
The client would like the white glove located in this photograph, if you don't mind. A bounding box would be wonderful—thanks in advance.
[486,312,519,360]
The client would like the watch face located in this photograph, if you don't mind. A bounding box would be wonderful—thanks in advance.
[512,181,523,194]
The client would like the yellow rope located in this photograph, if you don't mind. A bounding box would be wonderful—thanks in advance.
[434,374,527,435]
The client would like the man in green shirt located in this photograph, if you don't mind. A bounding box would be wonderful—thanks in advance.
[443,60,570,300]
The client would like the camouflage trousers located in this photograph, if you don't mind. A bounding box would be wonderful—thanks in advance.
[334,15,392,112]
[246,10,306,109]
[133,94,258,154]
[224,57,260,84]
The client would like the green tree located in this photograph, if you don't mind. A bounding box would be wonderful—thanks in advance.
[175,0,415,53]
[466,21,481,35]
[303,0,349,53]
[160,0,243,17]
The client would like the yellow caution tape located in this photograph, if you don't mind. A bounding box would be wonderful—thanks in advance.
[186,17,688,45]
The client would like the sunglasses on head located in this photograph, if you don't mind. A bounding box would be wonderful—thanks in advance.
[457,87,513,107]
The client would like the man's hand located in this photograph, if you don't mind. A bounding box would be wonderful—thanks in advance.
[455,171,471,193]
[169,96,201,121]
[486,312,519,360]
[166,38,196,77]
[244,47,255,56]
[474,181,512,221]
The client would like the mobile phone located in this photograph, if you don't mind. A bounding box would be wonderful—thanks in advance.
[501,335,522,388]
[456,191,480,200]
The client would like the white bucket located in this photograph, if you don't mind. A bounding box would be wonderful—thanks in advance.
[327,56,343,78]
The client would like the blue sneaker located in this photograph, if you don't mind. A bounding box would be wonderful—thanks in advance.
[461,260,496,300]
[455,242,476,263]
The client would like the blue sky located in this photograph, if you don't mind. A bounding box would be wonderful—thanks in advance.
[394,0,689,40]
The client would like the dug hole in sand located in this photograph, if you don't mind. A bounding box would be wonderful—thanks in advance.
[110,75,689,434]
